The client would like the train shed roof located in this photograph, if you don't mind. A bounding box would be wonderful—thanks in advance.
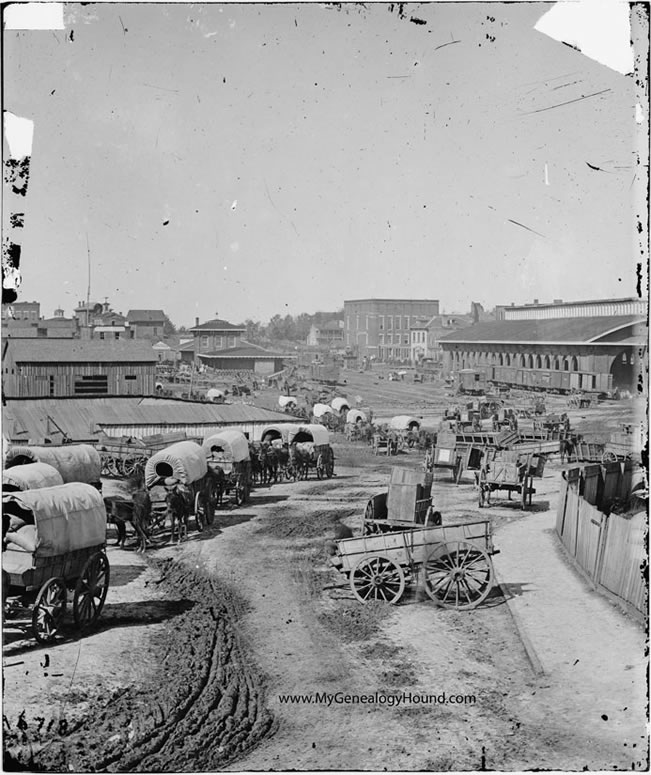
[439,315,646,346]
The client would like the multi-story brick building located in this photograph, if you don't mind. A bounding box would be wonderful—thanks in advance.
[343,299,440,363]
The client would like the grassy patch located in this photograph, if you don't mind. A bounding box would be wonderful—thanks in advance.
[317,600,393,642]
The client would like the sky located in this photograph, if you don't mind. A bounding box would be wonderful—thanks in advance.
[3,2,646,328]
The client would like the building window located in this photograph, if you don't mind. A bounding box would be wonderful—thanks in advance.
[49,376,54,396]
[404,334,409,345]
[387,317,392,330]
[125,375,137,380]
[130,329,135,339]
[563,358,569,371]
[74,375,108,395]
[114,332,120,340]
[201,335,209,348]
[571,356,578,371]
[99,332,105,340]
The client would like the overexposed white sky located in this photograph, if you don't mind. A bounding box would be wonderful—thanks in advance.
[3,2,644,326]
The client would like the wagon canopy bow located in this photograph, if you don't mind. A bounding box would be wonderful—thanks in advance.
[288,423,330,446]
[331,397,351,413]
[312,403,335,418]
[3,483,106,558]
[5,444,101,484]
[389,415,421,432]
[144,440,208,488]
[2,462,64,492]
[202,430,250,462]
[346,409,367,424]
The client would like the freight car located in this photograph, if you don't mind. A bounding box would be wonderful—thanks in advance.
[458,366,612,396]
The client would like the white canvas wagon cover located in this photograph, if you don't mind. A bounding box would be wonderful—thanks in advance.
[278,395,297,408]
[389,415,421,432]
[202,430,250,463]
[3,483,106,558]
[3,462,64,492]
[288,424,330,446]
[145,441,207,488]
[260,424,302,444]
[331,397,351,413]
[312,403,335,418]
[5,444,101,484]
[346,409,368,425]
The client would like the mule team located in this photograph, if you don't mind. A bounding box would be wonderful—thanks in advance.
[104,438,331,551]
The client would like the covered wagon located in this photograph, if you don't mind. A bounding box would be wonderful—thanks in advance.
[312,403,335,418]
[288,424,335,480]
[260,423,302,445]
[202,430,252,506]
[144,441,214,531]
[3,462,64,493]
[5,444,102,488]
[331,396,351,415]
[3,483,109,643]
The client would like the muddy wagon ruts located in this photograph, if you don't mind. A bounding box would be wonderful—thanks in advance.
[144,441,214,532]
[3,483,110,643]
[331,519,497,609]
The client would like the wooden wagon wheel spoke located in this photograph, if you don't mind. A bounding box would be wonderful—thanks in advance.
[74,551,110,631]
[350,554,405,605]
[424,541,493,610]
[32,577,67,644]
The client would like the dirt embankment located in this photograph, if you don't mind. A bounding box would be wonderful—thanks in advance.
[4,559,274,772]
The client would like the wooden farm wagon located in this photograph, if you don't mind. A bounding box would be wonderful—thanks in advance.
[331,519,497,608]
[3,483,110,643]
[362,467,440,535]
[477,449,545,509]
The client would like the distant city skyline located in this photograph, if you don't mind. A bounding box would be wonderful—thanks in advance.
[4,3,645,327]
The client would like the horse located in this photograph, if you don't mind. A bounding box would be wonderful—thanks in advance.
[248,443,263,485]
[290,441,316,480]
[166,485,192,543]
[103,489,151,553]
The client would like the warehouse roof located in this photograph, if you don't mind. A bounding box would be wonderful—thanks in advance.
[190,318,245,332]
[126,309,167,323]
[4,338,157,362]
[439,316,647,345]
[2,397,300,442]
[198,343,288,359]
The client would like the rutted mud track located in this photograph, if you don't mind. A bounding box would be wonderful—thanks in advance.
[4,559,274,772]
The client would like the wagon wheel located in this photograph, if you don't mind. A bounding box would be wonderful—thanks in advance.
[316,454,325,480]
[454,458,464,484]
[73,552,110,631]
[601,450,618,464]
[32,577,67,644]
[362,521,385,536]
[106,456,119,478]
[325,454,335,478]
[122,455,143,478]
[350,554,405,605]
[423,541,493,610]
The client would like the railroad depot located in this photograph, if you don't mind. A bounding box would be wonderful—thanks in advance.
[439,297,647,394]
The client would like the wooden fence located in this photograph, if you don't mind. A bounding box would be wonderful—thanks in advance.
[556,461,647,619]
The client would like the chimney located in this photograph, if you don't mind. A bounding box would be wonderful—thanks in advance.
[553,299,563,305]
[195,317,200,327]
[533,299,539,305]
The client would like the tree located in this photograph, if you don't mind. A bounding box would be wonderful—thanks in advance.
[163,314,177,336]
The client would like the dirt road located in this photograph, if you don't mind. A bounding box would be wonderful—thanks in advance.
[3,421,646,770]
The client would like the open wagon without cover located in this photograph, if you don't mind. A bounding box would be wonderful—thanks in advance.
[3,483,109,643]
[331,519,497,609]
[363,467,440,535]
[202,430,252,507]
[477,449,545,509]
[97,432,201,479]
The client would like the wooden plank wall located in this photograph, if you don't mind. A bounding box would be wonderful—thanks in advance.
[556,463,647,616]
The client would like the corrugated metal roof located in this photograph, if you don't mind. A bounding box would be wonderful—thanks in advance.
[3,397,299,442]
[5,338,157,362]
[439,316,647,345]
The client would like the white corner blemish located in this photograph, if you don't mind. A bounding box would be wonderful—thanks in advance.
[544,163,550,186]
[231,200,237,210]
[534,0,634,76]
[3,112,34,159]
[4,3,65,30]
[635,103,645,124]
